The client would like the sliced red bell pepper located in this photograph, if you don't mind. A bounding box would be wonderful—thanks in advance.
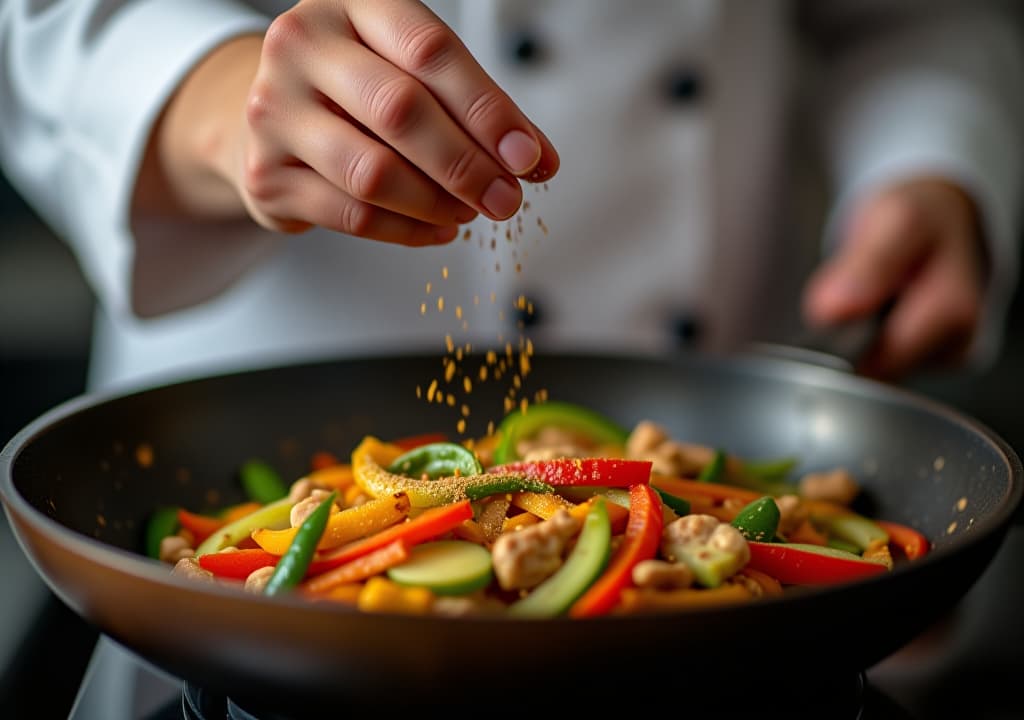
[875,519,930,560]
[487,458,652,487]
[197,548,279,580]
[310,450,341,471]
[569,484,663,617]
[746,541,889,586]
[309,499,474,573]
[177,509,226,545]
[391,432,449,451]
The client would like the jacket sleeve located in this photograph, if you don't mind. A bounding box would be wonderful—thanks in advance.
[0,0,274,320]
[802,0,1024,368]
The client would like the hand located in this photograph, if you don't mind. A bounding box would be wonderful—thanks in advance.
[801,178,986,381]
[142,0,559,246]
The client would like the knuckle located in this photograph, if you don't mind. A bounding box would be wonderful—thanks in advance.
[244,81,276,131]
[365,76,423,137]
[462,88,507,132]
[241,155,278,203]
[443,146,481,193]
[345,148,392,202]
[398,20,457,75]
[263,11,308,60]
[337,199,375,237]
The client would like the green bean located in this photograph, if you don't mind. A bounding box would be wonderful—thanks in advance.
[464,477,554,501]
[144,506,179,559]
[264,491,338,597]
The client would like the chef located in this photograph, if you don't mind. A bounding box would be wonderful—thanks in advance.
[1,0,1022,717]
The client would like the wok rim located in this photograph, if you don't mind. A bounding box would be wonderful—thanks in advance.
[2,348,1022,625]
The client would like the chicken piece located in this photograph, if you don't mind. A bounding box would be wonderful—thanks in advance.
[290,488,338,528]
[244,566,276,593]
[491,509,581,590]
[171,557,214,582]
[661,514,750,588]
[159,535,194,564]
[799,468,860,506]
[773,494,808,536]
[631,559,694,590]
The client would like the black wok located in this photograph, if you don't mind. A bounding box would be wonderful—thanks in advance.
[2,351,1021,715]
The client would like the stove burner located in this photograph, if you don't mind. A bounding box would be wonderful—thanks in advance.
[175,673,916,720]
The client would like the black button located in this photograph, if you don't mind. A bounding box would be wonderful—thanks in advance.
[663,68,704,104]
[507,30,543,65]
[513,294,543,328]
[671,313,702,346]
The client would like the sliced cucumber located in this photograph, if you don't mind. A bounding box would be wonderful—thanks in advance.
[387,540,493,596]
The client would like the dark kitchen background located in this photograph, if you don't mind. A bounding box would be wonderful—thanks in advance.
[2,166,1023,718]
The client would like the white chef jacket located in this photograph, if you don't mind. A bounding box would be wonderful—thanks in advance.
[1,3,1023,716]
[1,0,1022,395]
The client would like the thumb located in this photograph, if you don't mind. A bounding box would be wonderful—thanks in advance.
[803,192,932,328]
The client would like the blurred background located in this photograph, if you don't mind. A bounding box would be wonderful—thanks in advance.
[1,160,1023,716]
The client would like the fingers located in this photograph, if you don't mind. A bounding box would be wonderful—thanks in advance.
[803,192,933,328]
[349,0,558,180]
[243,163,460,247]
[291,101,479,225]
[802,181,986,381]
[856,229,982,381]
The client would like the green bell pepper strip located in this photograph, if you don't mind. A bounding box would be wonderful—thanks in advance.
[731,495,781,542]
[194,497,293,556]
[653,487,691,516]
[464,477,554,501]
[508,497,612,617]
[815,512,889,552]
[145,506,180,559]
[826,536,862,555]
[697,449,727,483]
[386,442,483,480]
[493,401,629,464]
[240,459,288,504]
[264,491,337,596]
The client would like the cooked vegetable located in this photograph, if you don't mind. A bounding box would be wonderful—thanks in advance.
[145,506,179,559]
[731,496,781,543]
[240,459,288,504]
[509,498,612,617]
[570,484,662,617]
[746,542,889,585]
[662,514,750,588]
[386,442,483,479]
[493,401,629,463]
[387,540,493,596]
[157,401,931,617]
[488,457,653,488]
[264,491,337,597]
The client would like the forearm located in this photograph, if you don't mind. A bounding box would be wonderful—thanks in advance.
[134,34,263,221]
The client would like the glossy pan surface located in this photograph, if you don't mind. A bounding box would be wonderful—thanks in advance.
[2,352,1021,713]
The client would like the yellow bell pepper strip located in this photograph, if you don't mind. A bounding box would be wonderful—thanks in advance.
[509,498,612,618]
[308,499,474,574]
[352,436,541,508]
[357,577,435,614]
[302,539,410,594]
[875,519,930,560]
[487,458,653,488]
[746,541,889,586]
[240,458,288,504]
[492,401,629,464]
[195,496,293,556]
[570,484,663,617]
[264,491,338,597]
[730,496,781,543]
[510,491,575,519]
[252,492,411,555]
[304,463,355,489]
[198,548,279,580]
[144,506,179,559]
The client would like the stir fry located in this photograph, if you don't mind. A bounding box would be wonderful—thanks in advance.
[150,401,930,617]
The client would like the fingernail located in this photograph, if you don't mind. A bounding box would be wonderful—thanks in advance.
[481,177,521,219]
[497,129,541,174]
